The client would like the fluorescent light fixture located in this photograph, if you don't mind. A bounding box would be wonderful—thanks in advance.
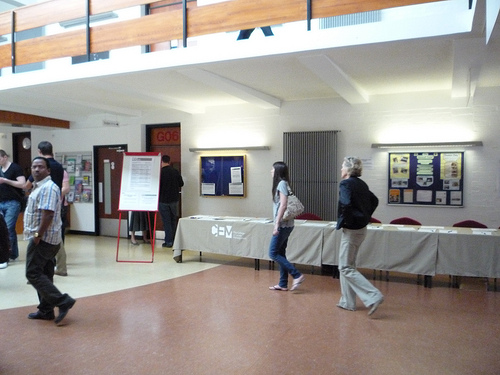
[60,12,118,28]
[189,146,270,152]
[371,141,483,149]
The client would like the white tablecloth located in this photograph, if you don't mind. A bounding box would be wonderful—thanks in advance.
[173,216,500,277]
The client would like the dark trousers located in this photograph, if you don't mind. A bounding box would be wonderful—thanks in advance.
[25,239,68,314]
[158,202,179,245]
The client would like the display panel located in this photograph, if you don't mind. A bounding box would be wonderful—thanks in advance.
[200,155,245,197]
[388,152,464,206]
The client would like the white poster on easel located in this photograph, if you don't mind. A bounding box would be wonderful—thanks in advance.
[118,152,161,211]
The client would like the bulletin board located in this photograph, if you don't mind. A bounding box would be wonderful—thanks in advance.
[388,152,464,207]
[200,155,245,197]
[56,151,93,204]
[118,152,162,211]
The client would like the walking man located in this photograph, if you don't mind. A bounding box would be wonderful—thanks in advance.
[25,141,69,276]
[24,157,75,325]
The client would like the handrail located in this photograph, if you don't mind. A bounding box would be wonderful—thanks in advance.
[0,0,442,72]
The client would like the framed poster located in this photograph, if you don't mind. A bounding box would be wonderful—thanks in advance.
[200,155,245,197]
[388,152,464,206]
[118,152,162,211]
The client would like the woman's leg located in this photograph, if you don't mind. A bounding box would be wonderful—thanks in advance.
[338,227,383,309]
[269,227,300,288]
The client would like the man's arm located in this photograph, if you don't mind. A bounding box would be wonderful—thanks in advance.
[0,175,26,188]
[33,209,54,245]
[62,171,70,196]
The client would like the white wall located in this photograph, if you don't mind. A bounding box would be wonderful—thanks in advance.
[2,90,499,231]
[179,92,500,228]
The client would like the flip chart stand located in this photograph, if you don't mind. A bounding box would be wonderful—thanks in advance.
[116,211,157,263]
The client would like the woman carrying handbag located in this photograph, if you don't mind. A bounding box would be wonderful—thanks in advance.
[268,161,305,292]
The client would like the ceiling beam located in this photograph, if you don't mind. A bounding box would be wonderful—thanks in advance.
[0,110,70,128]
[178,68,282,109]
[298,54,369,105]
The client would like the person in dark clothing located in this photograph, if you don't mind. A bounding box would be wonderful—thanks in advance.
[336,156,384,316]
[0,214,10,268]
[0,149,26,262]
[158,155,184,248]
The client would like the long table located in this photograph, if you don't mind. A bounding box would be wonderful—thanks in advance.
[173,216,324,267]
[173,216,500,282]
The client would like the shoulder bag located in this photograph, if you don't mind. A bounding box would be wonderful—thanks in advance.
[282,186,304,221]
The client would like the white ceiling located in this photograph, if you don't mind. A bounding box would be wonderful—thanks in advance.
[0,0,499,126]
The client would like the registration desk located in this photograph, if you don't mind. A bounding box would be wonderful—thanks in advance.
[173,216,500,284]
[172,216,324,267]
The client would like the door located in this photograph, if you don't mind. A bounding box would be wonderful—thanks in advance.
[94,144,127,237]
[12,132,32,234]
[146,123,182,238]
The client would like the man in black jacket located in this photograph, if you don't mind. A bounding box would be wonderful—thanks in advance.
[158,155,184,248]
[336,156,384,316]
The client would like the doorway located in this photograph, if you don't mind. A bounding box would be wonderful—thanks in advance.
[94,144,127,237]
[12,132,32,178]
[146,123,181,240]
[12,132,31,234]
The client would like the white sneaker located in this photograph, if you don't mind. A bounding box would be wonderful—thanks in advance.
[0,262,7,269]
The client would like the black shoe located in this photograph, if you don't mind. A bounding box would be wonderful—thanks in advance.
[162,242,173,248]
[55,296,76,325]
[28,311,55,320]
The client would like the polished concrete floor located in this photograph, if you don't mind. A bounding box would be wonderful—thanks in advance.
[0,235,499,375]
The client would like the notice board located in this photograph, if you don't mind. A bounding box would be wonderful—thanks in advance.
[118,152,162,211]
[388,152,464,206]
[200,155,245,197]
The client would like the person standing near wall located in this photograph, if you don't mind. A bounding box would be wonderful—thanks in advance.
[24,157,75,324]
[159,155,184,248]
[0,149,26,263]
[268,161,304,291]
[336,156,384,316]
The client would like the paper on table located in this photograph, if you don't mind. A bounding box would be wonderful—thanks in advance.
[472,230,493,235]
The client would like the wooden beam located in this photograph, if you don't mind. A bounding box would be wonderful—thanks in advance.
[0,0,446,69]
[14,29,86,66]
[0,111,70,129]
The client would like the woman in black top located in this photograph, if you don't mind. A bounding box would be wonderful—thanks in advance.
[336,157,384,316]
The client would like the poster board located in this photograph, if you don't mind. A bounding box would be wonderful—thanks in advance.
[118,152,162,211]
[55,151,93,204]
[388,152,464,207]
[200,155,245,197]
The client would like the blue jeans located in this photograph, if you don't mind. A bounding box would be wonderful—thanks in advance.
[158,202,179,245]
[268,226,300,288]
[0,200,21,260]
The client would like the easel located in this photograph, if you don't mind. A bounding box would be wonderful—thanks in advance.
[116,210,157,263]
[114,152,161,263]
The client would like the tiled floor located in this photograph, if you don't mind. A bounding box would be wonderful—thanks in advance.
[0,235,499,374]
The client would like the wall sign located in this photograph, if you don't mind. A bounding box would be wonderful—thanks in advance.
[388,152,464,206]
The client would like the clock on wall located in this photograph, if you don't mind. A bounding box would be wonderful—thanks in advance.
[22,137,31,150]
